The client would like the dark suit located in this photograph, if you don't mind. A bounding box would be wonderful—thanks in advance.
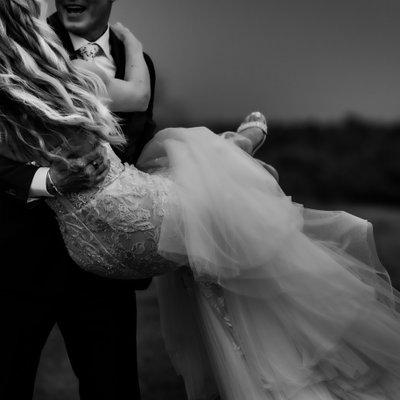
[0,12,155,400]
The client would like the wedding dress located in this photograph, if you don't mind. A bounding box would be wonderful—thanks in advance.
[47,127,400,400]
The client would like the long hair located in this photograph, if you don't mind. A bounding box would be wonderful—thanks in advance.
[0,0,126,163]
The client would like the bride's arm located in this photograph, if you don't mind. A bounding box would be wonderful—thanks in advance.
[73,23,151,113]
[107,22,151,112]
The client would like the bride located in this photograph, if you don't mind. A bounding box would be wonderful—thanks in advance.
[2,0,400,399]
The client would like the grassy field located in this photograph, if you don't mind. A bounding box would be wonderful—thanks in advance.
[33,203,400,400]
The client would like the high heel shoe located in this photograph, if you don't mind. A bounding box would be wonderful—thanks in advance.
[237,111,267,155]
[237,112,278,181]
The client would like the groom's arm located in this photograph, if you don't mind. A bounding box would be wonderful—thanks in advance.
[0,145,111,203]
[0,155,40,203]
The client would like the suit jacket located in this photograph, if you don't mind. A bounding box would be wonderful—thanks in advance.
[47,12,157,165]
[0,13,155,294]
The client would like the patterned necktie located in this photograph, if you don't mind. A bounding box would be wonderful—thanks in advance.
[77,43,102,61]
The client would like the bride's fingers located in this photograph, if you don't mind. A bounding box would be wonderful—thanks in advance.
[83,145,107,165]
[111,22,130,38]
[89,152,106,168]
[86,154,109,176]
[112,22,130,33]
[78,160,109,188]
[94,159,110,176]
[112,22,141,44]
[94,164,110,185]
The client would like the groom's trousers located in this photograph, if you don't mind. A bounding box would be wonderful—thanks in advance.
[0,286,140,400]
[0,199,143,400]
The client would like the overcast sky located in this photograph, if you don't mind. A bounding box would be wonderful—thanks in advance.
[48,1,400,127]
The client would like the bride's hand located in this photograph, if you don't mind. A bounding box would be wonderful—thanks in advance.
[111,22,143,54]
[48,145,110,194]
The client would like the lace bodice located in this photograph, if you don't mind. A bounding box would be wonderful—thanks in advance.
[47,144,179,279]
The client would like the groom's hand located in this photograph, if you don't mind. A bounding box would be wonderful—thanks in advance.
[47,146,110,194]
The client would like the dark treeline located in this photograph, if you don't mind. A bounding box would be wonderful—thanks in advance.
[210,117,400,205]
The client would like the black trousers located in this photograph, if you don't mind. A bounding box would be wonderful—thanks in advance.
[0,289,140,400]
[0,200,146,399]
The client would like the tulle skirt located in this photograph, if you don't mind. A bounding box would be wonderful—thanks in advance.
[137,127,400,400]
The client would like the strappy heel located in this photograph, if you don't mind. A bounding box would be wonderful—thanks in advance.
[237,111,267,155]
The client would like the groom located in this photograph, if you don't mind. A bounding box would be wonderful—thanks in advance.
[0,1,155,399]
[50,0,156,164]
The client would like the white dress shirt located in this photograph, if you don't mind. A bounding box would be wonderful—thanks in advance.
[29,26,117,199]
[69,26,117,78]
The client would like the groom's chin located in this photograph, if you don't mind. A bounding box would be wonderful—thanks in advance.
[60,17,88,36]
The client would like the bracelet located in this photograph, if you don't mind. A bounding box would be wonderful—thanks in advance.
[47,170,63,196]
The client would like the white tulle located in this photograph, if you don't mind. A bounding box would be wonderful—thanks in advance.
[137,127,400,400]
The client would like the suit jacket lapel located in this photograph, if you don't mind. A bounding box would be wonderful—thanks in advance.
[47,12,75,56]
[47,13,126,78]
[109,29,126,80]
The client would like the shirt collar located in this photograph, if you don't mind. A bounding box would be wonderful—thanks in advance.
[69,25,112,60]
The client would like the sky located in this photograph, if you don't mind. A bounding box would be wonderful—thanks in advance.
[48,1,400,127]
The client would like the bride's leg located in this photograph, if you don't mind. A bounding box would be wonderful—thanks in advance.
[220,111,267,155]
[220,112,279,181]
[237,111,267,155]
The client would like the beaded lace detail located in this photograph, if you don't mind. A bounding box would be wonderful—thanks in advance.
[198,281,244,355]
[46,144,178,279]
[180,268,243,355]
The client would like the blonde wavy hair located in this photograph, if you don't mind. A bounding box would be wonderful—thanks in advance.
[0,0,125,163]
